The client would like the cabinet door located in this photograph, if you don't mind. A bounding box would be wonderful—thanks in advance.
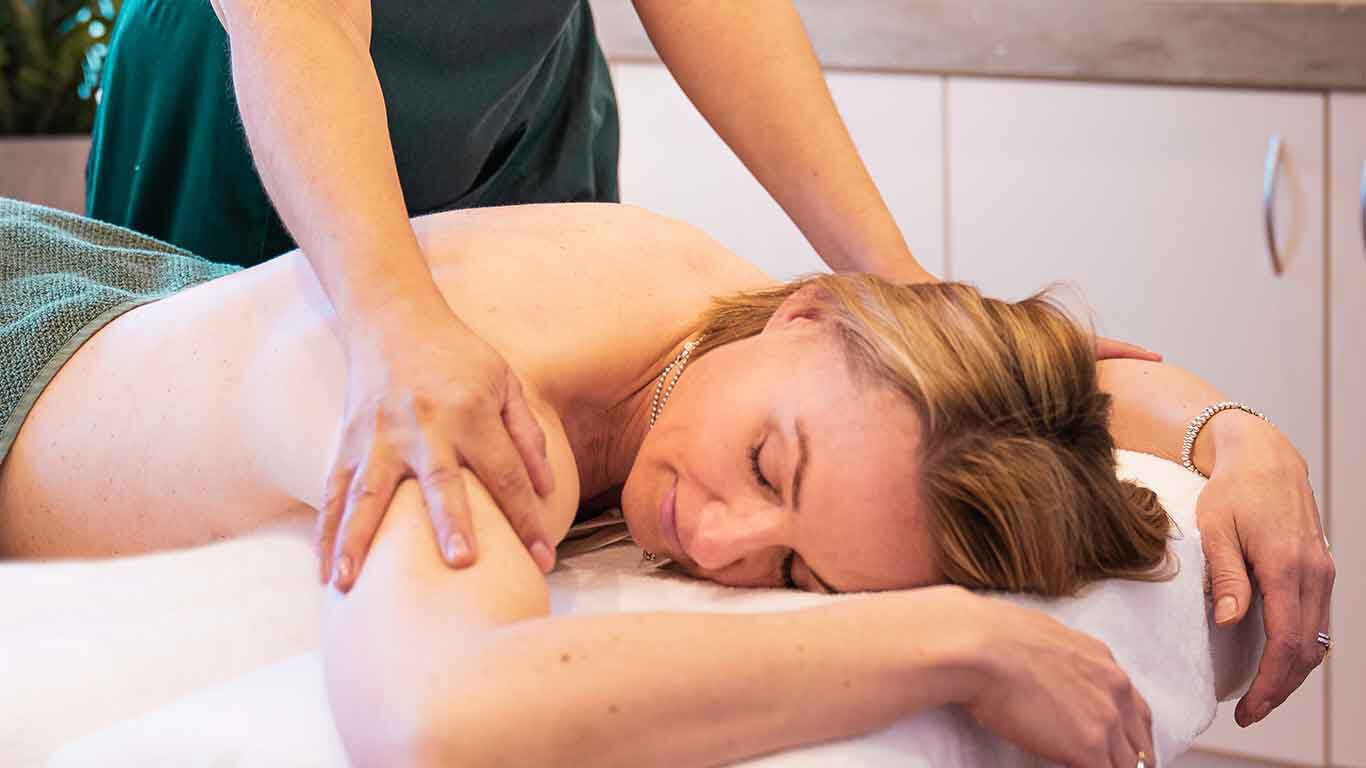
[611,62,945,280]
[949,78,1326,766]
[1330,91,1366,768]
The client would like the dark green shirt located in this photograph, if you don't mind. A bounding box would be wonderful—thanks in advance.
[86,1,619,267]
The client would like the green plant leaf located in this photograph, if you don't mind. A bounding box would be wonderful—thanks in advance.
[2,0,119,133]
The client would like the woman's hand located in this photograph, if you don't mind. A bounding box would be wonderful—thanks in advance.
[1194,413,1334,726]
[315,298,556,592]
[943,591,1154,768]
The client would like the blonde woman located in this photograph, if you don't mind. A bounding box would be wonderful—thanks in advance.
[0,199,1331,767]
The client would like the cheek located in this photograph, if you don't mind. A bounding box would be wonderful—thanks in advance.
[620,440,664,530]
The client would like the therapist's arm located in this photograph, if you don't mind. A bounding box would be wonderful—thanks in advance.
[1098,359,1334,728]
[630,0,931,283]
[206,0,556,583]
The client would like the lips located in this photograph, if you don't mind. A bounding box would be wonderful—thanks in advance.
[659,476,684,560]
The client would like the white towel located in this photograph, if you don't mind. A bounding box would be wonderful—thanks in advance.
[0,451,1259,766]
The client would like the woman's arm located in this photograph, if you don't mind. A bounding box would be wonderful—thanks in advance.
[1098,358,1277,476]
[1097,359,1333,727]
[325,472,1154,768]
[323,474,962,766]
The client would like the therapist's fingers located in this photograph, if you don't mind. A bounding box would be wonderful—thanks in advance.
[460,406,554,574]
[1235,557,1303,726]
[330,453,403,593]
[413,435,474,569]
[1095,336,1162,362]
[502,368,555,498]
[317,463,354,584]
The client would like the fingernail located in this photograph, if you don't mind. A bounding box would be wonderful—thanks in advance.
[531,541,555,573]
[445,533,467,564]
[1254,702,1270,723]
[1215,596,1238,624]
[332,555,352,588]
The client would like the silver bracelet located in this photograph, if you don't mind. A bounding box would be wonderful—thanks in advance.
[1180,401,1272,478]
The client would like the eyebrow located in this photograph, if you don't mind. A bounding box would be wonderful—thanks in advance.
[789,420,841,594]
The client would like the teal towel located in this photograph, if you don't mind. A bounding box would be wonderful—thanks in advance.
[0,198,240,465]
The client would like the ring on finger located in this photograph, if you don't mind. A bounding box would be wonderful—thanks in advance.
[1317,631,1333,656]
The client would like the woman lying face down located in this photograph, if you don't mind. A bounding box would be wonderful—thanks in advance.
[0,201,1327,768]
[624,276,1170,596]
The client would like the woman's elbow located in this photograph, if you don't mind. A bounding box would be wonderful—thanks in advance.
[322,619,541,766]
[335,688,522,768]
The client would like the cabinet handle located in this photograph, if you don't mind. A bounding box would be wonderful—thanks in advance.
[1263,134,1284,277]
[1359,159,1365,259]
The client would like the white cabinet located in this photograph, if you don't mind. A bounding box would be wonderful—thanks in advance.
[612,62,945,280]
[947,78,1327,766]
[1329,92,1366,768]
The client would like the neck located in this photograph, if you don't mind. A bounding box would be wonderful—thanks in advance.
[566,331,700,502]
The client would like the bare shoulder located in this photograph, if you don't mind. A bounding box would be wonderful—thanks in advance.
[333,394,580,607]
[411,203,770,305]
[406,203,774,414]
[327,397,579,639]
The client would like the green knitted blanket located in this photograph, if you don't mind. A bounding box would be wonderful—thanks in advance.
[0,199,240,465]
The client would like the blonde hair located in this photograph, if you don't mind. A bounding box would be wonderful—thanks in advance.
[691,274,1172,596]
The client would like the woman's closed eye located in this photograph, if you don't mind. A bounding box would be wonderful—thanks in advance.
[752,440,801,590]
[749,441,776,493]
[781,549,798,589]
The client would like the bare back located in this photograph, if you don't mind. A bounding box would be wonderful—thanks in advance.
[0,204,768,558]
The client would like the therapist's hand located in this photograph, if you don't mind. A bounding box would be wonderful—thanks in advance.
[317,299,556,592]
[1096,337,1162,363]
[1193,413,1333,726]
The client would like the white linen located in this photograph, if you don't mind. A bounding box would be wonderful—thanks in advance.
[0,451,1261,767]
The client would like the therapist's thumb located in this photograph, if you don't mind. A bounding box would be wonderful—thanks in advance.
[1205,536,1253,625]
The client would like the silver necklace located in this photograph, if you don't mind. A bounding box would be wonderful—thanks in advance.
[642,334,703,563]
[649,336,702,429]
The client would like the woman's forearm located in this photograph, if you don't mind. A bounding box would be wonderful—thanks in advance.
[632,0,927,281]
[323,475,972,766]
[1098,359,1283,476]
[396,593,973,767]
[212,0,444,332]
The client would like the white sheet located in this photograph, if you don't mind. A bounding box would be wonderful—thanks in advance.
[0,451,1261,767]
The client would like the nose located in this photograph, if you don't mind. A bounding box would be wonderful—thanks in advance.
[685,497,786,571]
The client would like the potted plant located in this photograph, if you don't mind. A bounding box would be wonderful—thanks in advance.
[1,0,120,212]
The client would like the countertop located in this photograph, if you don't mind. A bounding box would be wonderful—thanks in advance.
[588,0,1366,91]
